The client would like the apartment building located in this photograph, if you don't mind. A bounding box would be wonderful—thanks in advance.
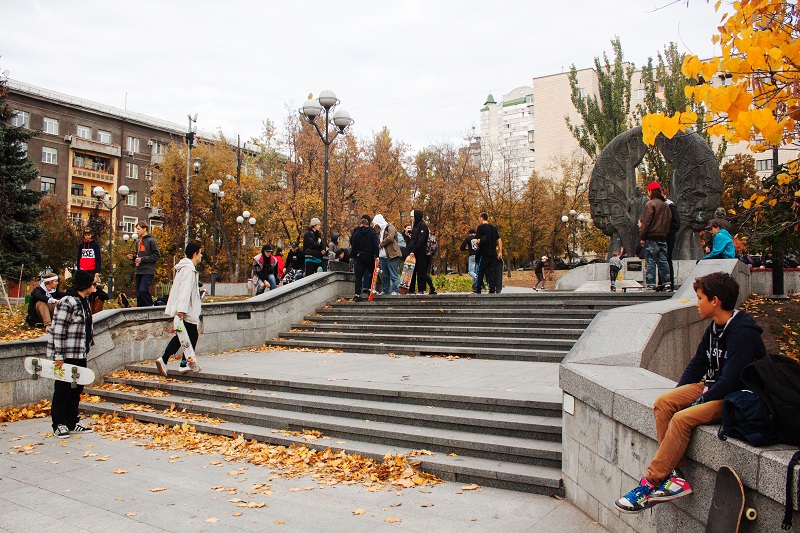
[478,86,535,184]
[4,79,214,235]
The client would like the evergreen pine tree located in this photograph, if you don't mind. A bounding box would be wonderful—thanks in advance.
[0,74,44,280]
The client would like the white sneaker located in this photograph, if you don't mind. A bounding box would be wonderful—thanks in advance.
[155,358,168,377]
[391,292,398,296]
[178,364,191,374]
[188,360,201,372]
[54,424,70,438]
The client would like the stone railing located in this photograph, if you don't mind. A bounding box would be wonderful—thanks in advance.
[559,259,799,532]
[0,272,353,408]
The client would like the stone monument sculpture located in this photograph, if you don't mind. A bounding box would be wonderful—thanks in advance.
[588,126,722,259]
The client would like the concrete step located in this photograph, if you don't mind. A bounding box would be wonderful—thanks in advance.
[276,331,577,351]
[126,364,563,416]
[330,300,644,311]
[307,308,603,318]
[265,339,568,362]
[352,293,666,304]
[82,399,564,495]
[102,376,563,441]
[303,315,593,328]
[290,323,586,339]
[84,389,562,468]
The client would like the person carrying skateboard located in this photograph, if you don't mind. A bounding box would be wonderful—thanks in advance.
[350,216,379,301]
[156,242,203,376]
[47,269,96,438]
[614,272,766,513]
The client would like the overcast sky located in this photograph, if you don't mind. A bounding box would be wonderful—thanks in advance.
[1,0,722,152]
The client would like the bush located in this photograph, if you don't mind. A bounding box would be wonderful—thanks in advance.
[431,274,474,293]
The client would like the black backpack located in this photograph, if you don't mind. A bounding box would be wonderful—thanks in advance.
[740,354,800,447]
[718,389,780,446]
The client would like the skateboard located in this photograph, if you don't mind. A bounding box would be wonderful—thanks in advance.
[705,465,757,533]
[368,258,381,301]
[172,316,199,370]
[398,254,416,295]
[24,357,95,388]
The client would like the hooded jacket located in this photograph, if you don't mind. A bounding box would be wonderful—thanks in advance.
[350,224,379,259]
[704,228,736,259]
[677,310,766,403]
[408,209,429,256]
[373,214,401,260]
[303,227,324,260]
[135,234,161,275]
[76,239,102,274]
[164,257,201,324]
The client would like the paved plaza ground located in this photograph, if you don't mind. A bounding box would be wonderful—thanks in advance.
[0,340,610,532]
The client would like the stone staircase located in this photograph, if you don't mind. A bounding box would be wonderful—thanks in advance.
[82,291,669,496]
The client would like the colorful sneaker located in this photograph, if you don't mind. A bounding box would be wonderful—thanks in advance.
[614,478,655,513]
[72,423,93,434]
[54,424,70,439]
[649,470,692,502]
[155,358,168,377]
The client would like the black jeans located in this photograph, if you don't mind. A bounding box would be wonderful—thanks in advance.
[354,254,375,295]
[161,320,199,363]
[412,254,434,293]
[476,255,499,293]
[51,357,86,431]
[135,273,154,307]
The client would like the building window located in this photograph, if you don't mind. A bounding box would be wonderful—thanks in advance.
[42,147,58,165]
[126,163,139,179]
[151,140,166,154]
[12,110,29,128]
[125,192,138,206]
[98,130,111,144]
[69,213,83,225]
[43,117,59,135]
[122,216,138,233]
[149,220,163,232]
[40,176,56,193]
[634,89,647,100]
[71,183,84,197]
[756,159,773,172]
[144,195,151,208]
[77,125,91,139]
[127,136,140,153]
[144,168,153,181]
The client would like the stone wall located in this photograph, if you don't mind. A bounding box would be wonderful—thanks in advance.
[0,272,352,408]
[559,259,800,532]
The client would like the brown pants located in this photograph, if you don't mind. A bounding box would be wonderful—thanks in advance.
[645,383,723,485]
[35,301,57,326]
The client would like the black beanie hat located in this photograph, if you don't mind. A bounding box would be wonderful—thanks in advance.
[73,270,95,292]
[185,242,202,259]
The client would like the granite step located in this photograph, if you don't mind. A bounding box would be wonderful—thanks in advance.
[290,323,586,339]
[275,331,577,350]
[101,376,563,440]
[303,315,593,328]
[82,399,564,495]
[83,390,562,467]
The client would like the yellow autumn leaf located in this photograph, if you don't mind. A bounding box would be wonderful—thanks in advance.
[742,200,752,209]
[352,509,366,515]
[794,190,800,197]
[385,517,402,523]
[768,199,777,207]
[755,195,767,205]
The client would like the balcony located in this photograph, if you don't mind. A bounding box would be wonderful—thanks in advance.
[71,137,121,158]
[151,153,164,165]
[71,167,115,183]
[149,207,164,219]
[70,195,109,210]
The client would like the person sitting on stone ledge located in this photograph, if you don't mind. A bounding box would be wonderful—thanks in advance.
[26,273,65,329]
[614,272,766,514]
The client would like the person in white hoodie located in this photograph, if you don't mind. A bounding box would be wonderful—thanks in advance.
[373,214,402,295]
[156,242,203,376]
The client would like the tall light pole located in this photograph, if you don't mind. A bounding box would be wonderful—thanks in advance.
[561,210,586,267]
[208,180,224,295]
[92,184,130,293]
[237,211,256,281]
[185,113,198,249]
[299,91,354,246]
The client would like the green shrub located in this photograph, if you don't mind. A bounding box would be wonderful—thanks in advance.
[430,274,474,293]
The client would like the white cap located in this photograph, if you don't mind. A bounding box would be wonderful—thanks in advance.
[542,256,548,261]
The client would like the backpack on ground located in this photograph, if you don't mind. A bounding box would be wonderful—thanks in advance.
[426,233,439,256]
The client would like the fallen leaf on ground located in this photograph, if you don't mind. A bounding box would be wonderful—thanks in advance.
[352,509,365,515]
[385,517,401,523]
[461,484,480,491]
[205,517,219,523]
[150,487,167,492]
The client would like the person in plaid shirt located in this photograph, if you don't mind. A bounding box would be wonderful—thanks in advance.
[47,270,96,438]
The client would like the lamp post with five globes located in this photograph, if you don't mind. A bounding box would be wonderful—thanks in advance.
[236,211,257,282]
[208,180,225,296]
[561,210,586,267]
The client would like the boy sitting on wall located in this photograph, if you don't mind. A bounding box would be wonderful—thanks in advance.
[614,272,766,513]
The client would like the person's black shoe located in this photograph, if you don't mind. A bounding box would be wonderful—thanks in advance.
[428,291,437,295]
[353,295,362,302]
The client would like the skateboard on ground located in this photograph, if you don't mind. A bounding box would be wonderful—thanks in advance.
[172,316,200,370]
[398,254,416,295]
[705,465,757,533]
[368,258,381,301]
[24,357,95,388]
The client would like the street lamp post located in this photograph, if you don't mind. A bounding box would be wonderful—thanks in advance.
[208,180,225,296]
[122,231,138,295]
[561,210,586,267]
[93,185,130,293]
[299,91,354,246]
[185,113,198,249]
[236,212,256,282]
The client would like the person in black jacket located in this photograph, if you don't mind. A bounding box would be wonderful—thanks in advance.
[350,216,379,301]
[615,272,766,514]
[460,229,478,288]
[407,209,434,294]
[302,218,325,276]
